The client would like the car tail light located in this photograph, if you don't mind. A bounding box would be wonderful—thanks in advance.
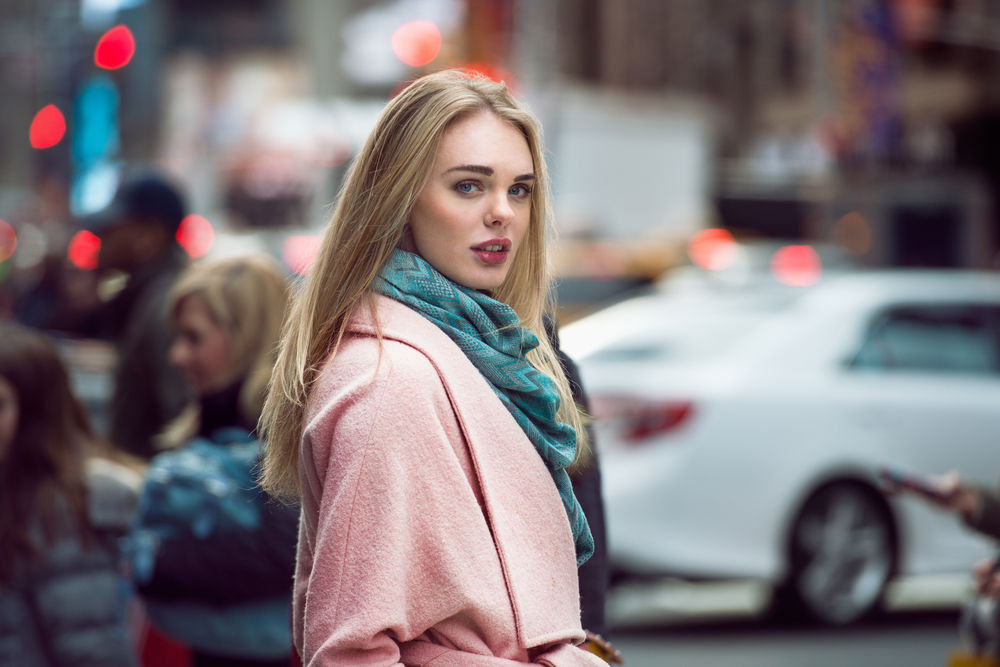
[590,395,695,445]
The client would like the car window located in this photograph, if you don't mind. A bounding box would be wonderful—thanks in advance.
[852,305,1000,374]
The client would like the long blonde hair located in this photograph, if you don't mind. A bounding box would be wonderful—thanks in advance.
[160,255,289,447]
[259,69,585,501]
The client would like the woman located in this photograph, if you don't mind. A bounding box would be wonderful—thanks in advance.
[0,325,137,667]
[259,70,606,667]
[131,256,298,667]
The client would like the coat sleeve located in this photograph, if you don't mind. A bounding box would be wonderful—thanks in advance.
[298,342,598,667]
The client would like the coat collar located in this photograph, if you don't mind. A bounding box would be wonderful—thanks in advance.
[347,295,583,648]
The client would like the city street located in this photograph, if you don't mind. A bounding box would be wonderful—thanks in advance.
[610,611,962,667]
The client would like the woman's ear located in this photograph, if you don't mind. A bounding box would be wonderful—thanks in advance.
[396,223,417,253]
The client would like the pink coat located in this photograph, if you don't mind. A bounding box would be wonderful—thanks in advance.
[294,295,604,667]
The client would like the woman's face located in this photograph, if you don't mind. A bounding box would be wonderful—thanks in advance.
[0,376,18,462]
[169,295,232,397]
[408,111,534,290]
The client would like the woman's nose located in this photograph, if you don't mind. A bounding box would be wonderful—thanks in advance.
[168,340,187,369]
[486,191,515,226]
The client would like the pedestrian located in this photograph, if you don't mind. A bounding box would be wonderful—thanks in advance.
[77,173,191,459]
[898,472,1000,595]
[129,255,298,667]
[0,324,139,667]
[259,69,610,666]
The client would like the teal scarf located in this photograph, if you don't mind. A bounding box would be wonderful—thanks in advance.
[374,249,594,566]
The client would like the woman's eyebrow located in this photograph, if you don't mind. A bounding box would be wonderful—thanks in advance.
[443,165,536,181]
[445,164,493,176]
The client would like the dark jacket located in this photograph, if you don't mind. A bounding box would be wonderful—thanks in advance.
[547,318,610,638]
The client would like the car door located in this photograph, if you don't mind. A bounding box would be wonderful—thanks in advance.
[842,303,1000,573]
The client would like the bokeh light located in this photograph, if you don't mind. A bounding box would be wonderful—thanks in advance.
[830,211,872,256]
[68,230,101,271]
[29,105,66,149]
[461,63,518,93]
[94,25,136,70]
[687,228,738,270]
[771,245,822,286]
[176,214,215,258]
[282,235,322,275]
[0,220,16,262]
[391,21,441,67]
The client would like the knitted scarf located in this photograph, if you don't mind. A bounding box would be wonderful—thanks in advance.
[374,249,594,566]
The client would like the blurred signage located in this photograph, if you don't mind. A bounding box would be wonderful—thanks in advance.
[80,0,148,31]
[71,76,122,215]
[829,2,901,159]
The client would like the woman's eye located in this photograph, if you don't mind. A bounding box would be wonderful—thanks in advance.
[509,184,532,198]
[456,182,478,194]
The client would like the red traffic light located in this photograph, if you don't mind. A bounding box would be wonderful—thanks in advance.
[29,105,66,149]
[95,25,136,70]
[68,230,101,271]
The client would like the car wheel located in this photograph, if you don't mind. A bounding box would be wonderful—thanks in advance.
[783,481,896,626]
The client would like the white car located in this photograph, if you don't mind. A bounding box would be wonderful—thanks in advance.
[562,270,1000,625]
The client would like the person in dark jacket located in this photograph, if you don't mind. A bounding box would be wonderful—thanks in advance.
[0,325,138,667]
[77,173,191,459]
[544,317,610,639]
[133,255,298,667]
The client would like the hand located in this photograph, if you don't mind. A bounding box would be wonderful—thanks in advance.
[930,471,981,521]
[581,631,624,665]
[973,558,1000,599]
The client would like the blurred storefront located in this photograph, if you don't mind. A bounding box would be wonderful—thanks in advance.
[4,0,1000,322]
[553,0,1000,273]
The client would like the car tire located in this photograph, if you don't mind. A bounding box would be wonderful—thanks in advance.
[779,481,896,626]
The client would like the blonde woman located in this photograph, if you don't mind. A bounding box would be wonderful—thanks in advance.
[259,70,605,667]
[133,256,299,667]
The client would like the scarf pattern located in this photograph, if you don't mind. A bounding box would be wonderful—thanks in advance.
[374,249,594,566]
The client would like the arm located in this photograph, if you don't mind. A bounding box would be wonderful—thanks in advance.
[966,486,1000,540]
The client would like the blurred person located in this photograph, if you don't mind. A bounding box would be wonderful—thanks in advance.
[546,316,611,644]
[128,255,298,667]
[259,70,611,667]
[0,324,141,667]
[904,472,1000,596]
[77,173,190,459]
[15,255,102,333]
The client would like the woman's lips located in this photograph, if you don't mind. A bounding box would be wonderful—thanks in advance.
[472,248,509,264]
[472,239,511,265]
